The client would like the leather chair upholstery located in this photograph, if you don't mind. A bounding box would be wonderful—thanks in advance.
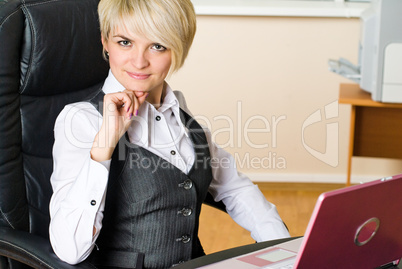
[0,0,108,267]
[0,0,226,268]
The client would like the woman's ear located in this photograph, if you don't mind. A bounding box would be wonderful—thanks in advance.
[101,34,109,61]
[101,34,108,51]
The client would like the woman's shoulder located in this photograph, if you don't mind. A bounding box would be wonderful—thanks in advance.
[56,101,101,126]
[60,85,105,118]
[173,90,192,116]
[173,90,185,104]
[62,101,99,114]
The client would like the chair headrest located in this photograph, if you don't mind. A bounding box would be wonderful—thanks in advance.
[16,0,108,96]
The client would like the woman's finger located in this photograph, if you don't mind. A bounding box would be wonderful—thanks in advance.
[104,91,134,119]
[126,90,149,119]
[121,90,136,119]
[105,90,148,120]
[135,91,148,107]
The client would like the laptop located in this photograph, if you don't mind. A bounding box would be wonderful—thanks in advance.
[200,174,402,269]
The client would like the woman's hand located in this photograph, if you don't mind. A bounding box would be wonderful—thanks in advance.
[90,90,148,162]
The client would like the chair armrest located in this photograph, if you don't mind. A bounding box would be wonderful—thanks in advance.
[0,227,94,269]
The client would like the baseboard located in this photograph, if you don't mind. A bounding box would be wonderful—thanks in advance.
[247,172,384,184]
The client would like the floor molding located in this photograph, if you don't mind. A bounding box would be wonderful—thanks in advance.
[247,172,383,185]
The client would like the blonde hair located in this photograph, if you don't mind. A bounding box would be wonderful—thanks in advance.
[98,0,196,73]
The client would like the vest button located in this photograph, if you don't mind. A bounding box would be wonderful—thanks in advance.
[183,179,192,190]
[90,200,96,206]
[155,116,161,121]
[170,150,176,155]
[180,234,191,244]
[178,208,192,217]
[172,260,186,267]
[178,179,193,190]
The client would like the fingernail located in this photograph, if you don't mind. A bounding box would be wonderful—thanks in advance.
[127,106,130,112]
[129,113,133,120]
[135,109,138,116]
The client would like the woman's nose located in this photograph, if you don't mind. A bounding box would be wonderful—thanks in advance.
[131,49,150,69]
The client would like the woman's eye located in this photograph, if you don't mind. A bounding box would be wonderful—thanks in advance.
[152,44,167,51]
[118,40,131,47]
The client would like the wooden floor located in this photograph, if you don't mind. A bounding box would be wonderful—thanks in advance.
[198,182,345,255]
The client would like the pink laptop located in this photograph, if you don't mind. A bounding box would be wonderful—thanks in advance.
[202,174,402,269]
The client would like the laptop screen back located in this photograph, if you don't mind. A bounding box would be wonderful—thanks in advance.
[294,174,402,268]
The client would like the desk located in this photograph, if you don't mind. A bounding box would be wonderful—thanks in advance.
[175,237,400,268]
[174,237,297,268]
[339,83,402,186]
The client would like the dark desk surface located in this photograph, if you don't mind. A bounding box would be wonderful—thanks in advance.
[174,237,298,268]
[175,237,401,269]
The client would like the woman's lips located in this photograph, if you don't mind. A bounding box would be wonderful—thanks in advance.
[127,71,150,80]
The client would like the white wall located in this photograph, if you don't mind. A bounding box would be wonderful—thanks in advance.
[167,15,402,184]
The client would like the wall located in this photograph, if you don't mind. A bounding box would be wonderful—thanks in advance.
[167,15,402,184]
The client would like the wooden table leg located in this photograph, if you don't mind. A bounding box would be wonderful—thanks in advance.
[346,105,356,186]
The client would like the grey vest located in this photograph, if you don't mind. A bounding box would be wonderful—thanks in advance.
[87,90,213,269]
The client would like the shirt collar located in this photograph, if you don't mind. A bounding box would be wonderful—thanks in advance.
[162,85,190,138]
[102,70,125,94]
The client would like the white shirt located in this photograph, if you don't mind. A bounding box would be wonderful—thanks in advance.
[49,70,290,265]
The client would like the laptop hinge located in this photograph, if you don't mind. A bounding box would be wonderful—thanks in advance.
[377,259,400,269]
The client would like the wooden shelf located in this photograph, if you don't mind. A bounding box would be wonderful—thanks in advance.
[339,84,402,185]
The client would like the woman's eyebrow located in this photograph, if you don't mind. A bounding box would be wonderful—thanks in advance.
[112,34,133,41]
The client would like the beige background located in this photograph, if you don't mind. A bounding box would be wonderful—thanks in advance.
[167,15,402,184]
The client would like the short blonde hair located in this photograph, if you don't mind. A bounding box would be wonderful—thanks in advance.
[98,0,196,73]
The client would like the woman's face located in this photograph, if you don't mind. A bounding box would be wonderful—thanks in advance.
[102,25,172,95]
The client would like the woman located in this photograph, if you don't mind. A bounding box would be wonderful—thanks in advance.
[49,0,290,268]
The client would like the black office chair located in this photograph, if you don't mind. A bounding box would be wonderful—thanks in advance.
[0,0,108,267]
[0,0,226,268]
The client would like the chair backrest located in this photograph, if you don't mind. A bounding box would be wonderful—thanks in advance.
[0,0,108,240]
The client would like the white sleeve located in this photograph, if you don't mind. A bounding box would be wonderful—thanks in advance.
[49,103,109,265]
[205,130,291,242]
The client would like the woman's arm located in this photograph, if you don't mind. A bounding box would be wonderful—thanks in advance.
[205,132,291,242]
[49,90,147,264]
[49,102,109,264]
